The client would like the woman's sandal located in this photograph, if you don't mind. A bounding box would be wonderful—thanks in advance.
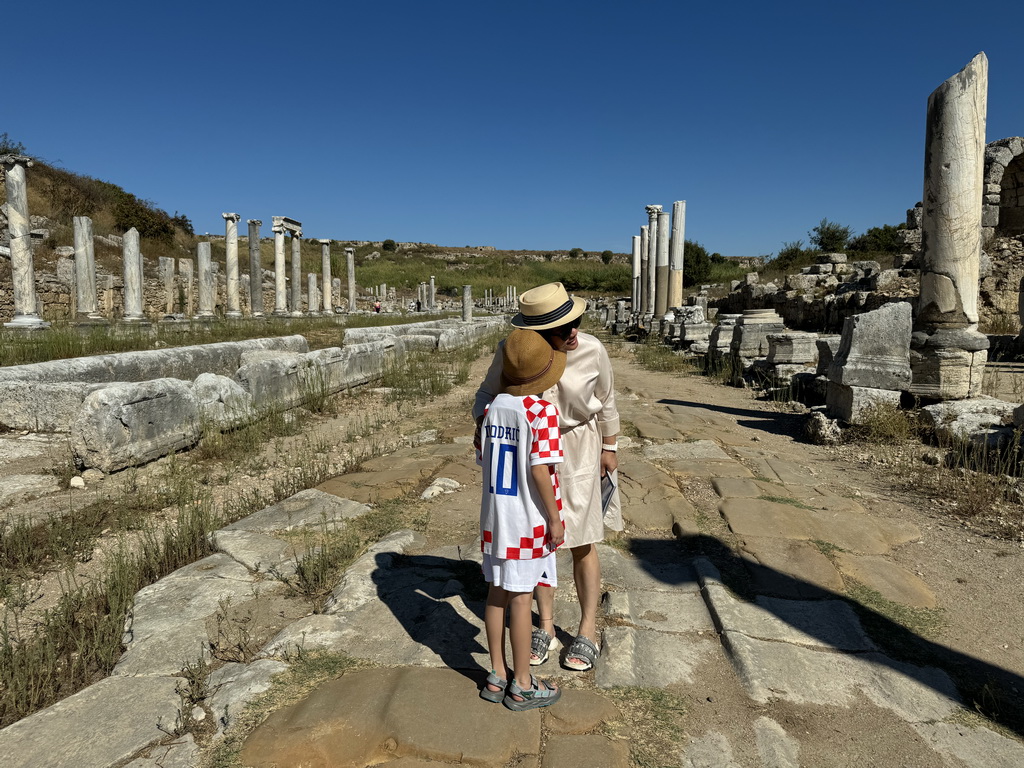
[563,635,600,671]
[530,628,558,666]
[503,675,561,711]
[480,670,508,703]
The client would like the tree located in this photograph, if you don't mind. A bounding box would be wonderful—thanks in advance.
[600,250,614,264]
[764,240,817,273]
[808,218,852,253]
[847,224,903,254]
[382,239,397,252]
[682,240,711,286]
[568,247,585,259]
[0,132,26,154]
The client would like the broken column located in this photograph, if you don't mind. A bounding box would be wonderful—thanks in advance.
[644,206,661,323]
[639,225,649,317]
[196,242,215,318]
[910,53,990,399]
[159,257,176,319]
[179,258,194,316]
[223,212,242,318]
[121,228,145,321]
[290,231,303,316]
[669,200,685,309]
[272,221,288,315]
[631,235,641,312]
[345,247,356,311]
[462,285,472,322]
[319,239,332,313]
[248,219,263,317]
[2,154,47,328]
[307,273,319,316]
[73,215,102,320]
[429,275,436,310]
[655,209,670,319]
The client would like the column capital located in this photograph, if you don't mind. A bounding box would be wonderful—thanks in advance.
[247,219,263,226]
[645,204,663,217]
[344,247,355,254]
[317,239,331,245]
[271,215,302,235]
[0,154,33,172]
[222,212,242,223]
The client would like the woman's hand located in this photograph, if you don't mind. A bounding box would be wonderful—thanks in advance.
[600,448,618,476]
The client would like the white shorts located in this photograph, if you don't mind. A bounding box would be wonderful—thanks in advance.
[482,551,558,593]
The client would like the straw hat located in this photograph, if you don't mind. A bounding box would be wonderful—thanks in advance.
[500,329,567,396]
[510,282,587,331]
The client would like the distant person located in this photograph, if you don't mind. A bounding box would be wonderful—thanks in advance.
[477,328,565,710]
[474,282,619,673]
[374,299,382,313]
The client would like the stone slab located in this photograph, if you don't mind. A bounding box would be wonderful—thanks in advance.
[262,614,353,657]
[603,589,714,633]
[913,721,1024,768]
[833,552,937,608]
[211,529,295,574]
[596,626,718,689]
[223,488,369,533]
[598,545,698,592]
[0,675,181,768]
[711,477,761,498]
[0,474,60,505]
[0,436,50,462]
[209,659,291,733]
[632,418,685,440]
[764,458,816,485]
[542,734,630,768]
[737,536,845,598]
[664,459,753,479]
[644,440,731,461]
[754,717,801,768]
[546,690,621,735]
[681,731,741,768]
[722,631,959,722]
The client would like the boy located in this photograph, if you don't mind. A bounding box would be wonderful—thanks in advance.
[478,328,566,710]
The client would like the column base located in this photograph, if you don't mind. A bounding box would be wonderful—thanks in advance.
[4,315,50,330]
[289,311,305,318]
[909,328,989,400]
[225,311,243,319]
[272,309,290,317]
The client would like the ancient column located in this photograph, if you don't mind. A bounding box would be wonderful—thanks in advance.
[159,257,175,318]
[631,235,641,313]
[639,225,649,317]
[73,215,101,320]
[222,212,242,318]
[290,233,303,316]
[655,210,670,319]
[910,53,989,399]
[307,273,319,316]
[248,219,264,317]
[429,275,436,310]
[121,228,145,321]
[2,155,47,328]
[462,285,473,322]
[669,200,686,309]
[318,239,332,313]
[345,247,356,311]
[272,222,287,315]
[645,206,661,321]
[179,258,194,316]
[197,242,215,318]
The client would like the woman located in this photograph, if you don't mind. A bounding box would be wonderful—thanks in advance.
[473,282,619,671]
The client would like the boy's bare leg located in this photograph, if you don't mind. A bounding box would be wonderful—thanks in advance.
[533,585,556,659]
[568,543,601,665]
[510,590,557,699]
[484,586,510,693]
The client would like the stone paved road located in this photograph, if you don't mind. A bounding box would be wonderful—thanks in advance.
[4,347,1024,767]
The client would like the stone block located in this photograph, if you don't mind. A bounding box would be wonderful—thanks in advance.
[767,332,818,364]
[784,273,818,292]
[814,335,842,375]
[982,204,1000,227]
[922,396,1017,445]
[0,381,107,432]
[828,302,912,390]
[71,378,201,472]
[909,329,989,399]
[194,372,253,429]
[825,382,901,423]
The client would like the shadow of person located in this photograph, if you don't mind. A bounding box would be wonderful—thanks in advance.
[370,551,489,685]
[619,532,1024,739]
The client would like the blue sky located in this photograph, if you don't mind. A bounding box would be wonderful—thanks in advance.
[8,1,1024,257]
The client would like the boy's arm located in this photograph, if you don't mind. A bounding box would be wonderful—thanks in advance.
[530,464,564,549]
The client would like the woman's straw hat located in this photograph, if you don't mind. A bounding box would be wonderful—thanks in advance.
[500,329,567,396]
[510,282,587,331]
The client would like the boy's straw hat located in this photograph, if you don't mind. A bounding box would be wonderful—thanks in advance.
[500,329,567,396]
[510,282,587,331]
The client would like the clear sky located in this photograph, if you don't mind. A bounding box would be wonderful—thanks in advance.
[7,1,1024,257]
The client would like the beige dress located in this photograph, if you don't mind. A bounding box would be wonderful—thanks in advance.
[474,332,620,547]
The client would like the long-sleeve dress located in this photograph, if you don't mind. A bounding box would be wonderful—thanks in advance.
[474,332,619,547]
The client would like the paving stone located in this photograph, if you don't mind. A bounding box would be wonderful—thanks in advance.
[765,458,817,485]
[0,437,49,463]
[596,626,718,688]
[211,529,295,573]
[542,734,630,768]
[711,476,760,498]
[680,731,741,768]
[598,545,698,592]
[0,675,181,768]
[240,668,540,767]
[754,717,801,768]
[546,690,620,735]
[737,536,845,598]
[912,721,1024,768]
[124,734,200,768]
[0,474,59,505]
[619,458,675,484]
[644,440,731,461]
[209,659,290,733]
[664,459,753,479]
[722,631,959,722]
[262,614,353,657]
[325,530,429,614]
[603,590,714,633]
[222,488,368,533]
[833,552,937,608]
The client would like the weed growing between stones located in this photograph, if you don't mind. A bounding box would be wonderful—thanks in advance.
[631,336,696,374]
[757,494,815,511]
[843,401,919,444]
[163,655,214,738]
[844,579,944,641]
[601,686,687,768]
[211,594,270,664]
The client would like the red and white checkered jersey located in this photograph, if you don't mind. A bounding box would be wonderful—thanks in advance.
[479,393,564,560]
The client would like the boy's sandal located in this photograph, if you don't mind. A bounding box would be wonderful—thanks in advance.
[480,670,508,703]
[503,675,562,711]
[530,628,557,666]
[563,635,600,671]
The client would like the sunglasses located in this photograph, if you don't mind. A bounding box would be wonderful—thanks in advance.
[544,317,581,338]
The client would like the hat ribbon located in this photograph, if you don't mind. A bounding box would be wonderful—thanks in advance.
[521,298,574,326]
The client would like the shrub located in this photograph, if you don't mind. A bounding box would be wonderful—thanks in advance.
[601,250,614,264]
[0,133,26,154]
[808,218,852,253]
[568,248,585,259]
[683,241,711,286]
[847,224,903,255]
[763,240,819,274]
[381,239,397,252]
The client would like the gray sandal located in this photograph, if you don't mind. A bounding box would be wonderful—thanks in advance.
[503,675,561,711]
[530,628,556,666]
[480,670,508,703]
[564,635,600,671]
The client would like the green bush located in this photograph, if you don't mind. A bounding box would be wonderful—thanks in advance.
[847,224,903,255]
[763,240,819,274]
[601,250,614,264]
[568,247,585,259]
[381,239,397,252]
[808,218,852,253]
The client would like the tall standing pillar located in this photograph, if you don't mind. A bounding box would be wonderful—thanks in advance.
[222,212,242,318]
[429,275,436,310]
[158,257,176,318]
[272,224,287,315]
[2,155,47,328]
[669,200,686,309]
[179,258,194,316]
[248,219,264,317]
[909,53,990,399]
[655,210,670,319]
[307,273,319,316]
[462,285,473,322]
[644,206,661,321]
[318,239,332,313]
[639,225,649,317]
[345,247,356,312]
[630,235,641,313]
[290,234,303,316]
[122,227,145,321]
[197,242,215,318]
[73,215,101,320]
